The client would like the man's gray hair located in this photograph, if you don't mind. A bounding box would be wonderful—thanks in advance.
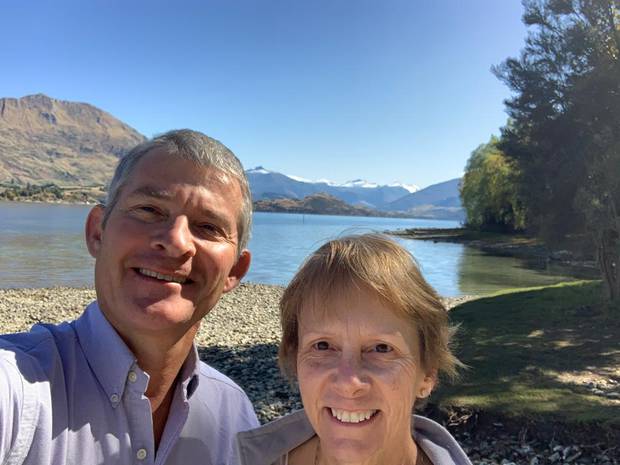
[103,129,252,251]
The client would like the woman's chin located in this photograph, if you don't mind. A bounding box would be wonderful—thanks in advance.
[317,409,384,462]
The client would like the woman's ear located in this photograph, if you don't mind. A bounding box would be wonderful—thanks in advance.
[417,369,438,398]
[85,205,105,258]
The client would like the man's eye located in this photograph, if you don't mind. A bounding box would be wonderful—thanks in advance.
[132,205,162,218]
[313,341,330,351]
[199,223,218,233]
[373,343,392,353]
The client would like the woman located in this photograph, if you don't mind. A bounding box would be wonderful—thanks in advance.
[236,234,471,465]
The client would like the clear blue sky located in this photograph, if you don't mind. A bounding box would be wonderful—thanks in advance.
[1,0,527,188]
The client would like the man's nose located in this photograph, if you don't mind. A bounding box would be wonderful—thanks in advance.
[330,354,370,398]
[151,216,197,258]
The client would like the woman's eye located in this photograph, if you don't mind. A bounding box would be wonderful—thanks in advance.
[373,343,392,353]
[313,341,330,351]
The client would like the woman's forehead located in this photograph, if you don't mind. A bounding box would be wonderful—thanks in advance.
[298,287,406,328]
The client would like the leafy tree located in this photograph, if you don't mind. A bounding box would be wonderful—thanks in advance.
[494,0,620,302]
[461,137,526,232]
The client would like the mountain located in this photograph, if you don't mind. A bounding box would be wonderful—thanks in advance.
[388,178,462,210]
[246,167,417,209]
[386,178,464,220]
[0,94,145,186]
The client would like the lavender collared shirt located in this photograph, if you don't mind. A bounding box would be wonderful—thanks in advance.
[0,301,259,465]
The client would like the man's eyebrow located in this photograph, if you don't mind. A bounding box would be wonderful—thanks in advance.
[126,186,174,199]
[124,185,234,227]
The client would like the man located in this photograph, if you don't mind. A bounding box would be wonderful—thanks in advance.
[0,130,259,464]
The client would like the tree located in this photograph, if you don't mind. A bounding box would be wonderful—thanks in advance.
[460,137,526,232]
[494,0,620,302]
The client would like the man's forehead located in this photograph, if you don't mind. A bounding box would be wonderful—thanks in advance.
[128,149,237,189]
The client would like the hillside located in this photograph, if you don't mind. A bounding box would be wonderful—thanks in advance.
[388,177,461,210]
[0,94,145,186]
[253,192,398,217]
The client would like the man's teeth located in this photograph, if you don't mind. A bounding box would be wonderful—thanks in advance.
[330,408,377,423]
[138,268,187,284]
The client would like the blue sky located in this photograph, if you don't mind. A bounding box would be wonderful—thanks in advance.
[1,1,527,188]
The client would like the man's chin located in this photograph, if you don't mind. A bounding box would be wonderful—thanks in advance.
[116,297,199,334]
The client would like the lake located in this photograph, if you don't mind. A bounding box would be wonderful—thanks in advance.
[0,201,579,296]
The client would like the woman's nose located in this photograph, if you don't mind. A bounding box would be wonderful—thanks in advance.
[330,355,370,398]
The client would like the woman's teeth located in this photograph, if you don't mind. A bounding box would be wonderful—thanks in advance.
[330,408,377,423]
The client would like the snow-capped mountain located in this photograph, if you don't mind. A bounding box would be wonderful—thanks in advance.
[246,167,421,210]
[387,182,420,193]
[339,179,380,189]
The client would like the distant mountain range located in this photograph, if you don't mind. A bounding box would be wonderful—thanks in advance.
[246,166,418,210]
[247,167,463,220]
[0,94,464,220]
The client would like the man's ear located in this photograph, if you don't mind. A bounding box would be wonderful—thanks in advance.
[85,205,105,259]
[223,250,251,293]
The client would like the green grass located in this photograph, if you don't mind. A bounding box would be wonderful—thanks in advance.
[436,281,620,427]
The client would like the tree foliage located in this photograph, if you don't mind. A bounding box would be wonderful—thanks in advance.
[494,0,620,301]
[461,137,526,232]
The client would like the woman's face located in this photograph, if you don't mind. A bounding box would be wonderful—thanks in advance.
[296,291,436,463]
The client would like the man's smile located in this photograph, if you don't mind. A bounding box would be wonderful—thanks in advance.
[135,267,192,284]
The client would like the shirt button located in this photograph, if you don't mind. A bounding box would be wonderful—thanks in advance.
[136,448,147,460]
[110,393,120,403]
[128,371,138,383]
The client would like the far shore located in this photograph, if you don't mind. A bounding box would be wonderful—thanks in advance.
[0,198,463,221]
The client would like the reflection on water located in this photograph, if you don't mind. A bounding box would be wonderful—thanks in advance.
[456,247,578,296]
[0,202,581,296]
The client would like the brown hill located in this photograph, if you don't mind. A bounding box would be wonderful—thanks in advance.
[254,192,404,217]
[0,94,145,186]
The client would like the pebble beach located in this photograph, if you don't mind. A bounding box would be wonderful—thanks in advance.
[0,283,471,422]
[1,284,616,465]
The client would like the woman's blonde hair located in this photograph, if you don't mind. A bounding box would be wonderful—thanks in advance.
[279,233,462,381]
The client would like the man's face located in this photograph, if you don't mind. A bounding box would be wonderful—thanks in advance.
[85,149,250,341]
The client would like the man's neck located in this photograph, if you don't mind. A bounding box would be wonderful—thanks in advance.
[122,324,200,449]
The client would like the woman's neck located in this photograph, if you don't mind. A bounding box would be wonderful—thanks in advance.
[315,436,419,465]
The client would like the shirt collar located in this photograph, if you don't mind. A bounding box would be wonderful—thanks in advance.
[73,301,201,403]
[73,301,136,405]
[179,343,201,400]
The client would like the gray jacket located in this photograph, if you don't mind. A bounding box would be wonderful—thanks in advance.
[235,410,472,465]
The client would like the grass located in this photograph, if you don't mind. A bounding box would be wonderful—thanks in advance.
[436,280,620,427]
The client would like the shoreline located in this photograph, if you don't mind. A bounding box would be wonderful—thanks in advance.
[0,198,464,221]
[1,284,617,464]
[387,227,599,276]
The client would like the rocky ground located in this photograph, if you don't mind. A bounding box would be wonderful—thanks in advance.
[0,285,617,465]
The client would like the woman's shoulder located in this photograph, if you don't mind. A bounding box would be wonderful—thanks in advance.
[412,415,472,465]
[235,410,316,465]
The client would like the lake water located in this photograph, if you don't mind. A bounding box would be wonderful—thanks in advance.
[0,201,579,296]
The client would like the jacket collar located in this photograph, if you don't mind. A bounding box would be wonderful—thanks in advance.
[236,410,472,465]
